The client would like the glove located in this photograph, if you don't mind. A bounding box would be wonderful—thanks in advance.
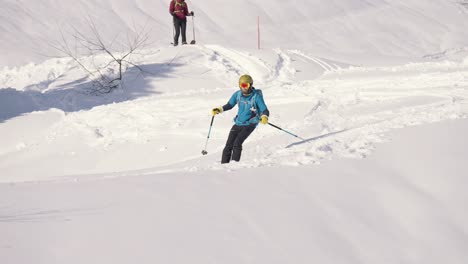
[211,107,223,116]
[190,11,194,16]
[260,115,268,124]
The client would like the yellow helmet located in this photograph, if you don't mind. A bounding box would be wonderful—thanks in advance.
[239,74,253,89]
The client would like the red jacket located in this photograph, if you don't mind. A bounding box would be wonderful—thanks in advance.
[169,0,190,20]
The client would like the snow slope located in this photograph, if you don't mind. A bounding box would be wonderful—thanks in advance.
[1,1,468,263]
[1,45,467,180]
[2,0,468,67]
[1,119,468,264]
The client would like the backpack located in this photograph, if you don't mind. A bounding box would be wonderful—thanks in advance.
[173,0,186,11]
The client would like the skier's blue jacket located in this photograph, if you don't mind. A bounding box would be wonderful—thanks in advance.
[222,88,269,126]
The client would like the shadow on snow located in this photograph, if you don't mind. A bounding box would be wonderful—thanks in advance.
[285,129,349,148]
[0,63,183,123]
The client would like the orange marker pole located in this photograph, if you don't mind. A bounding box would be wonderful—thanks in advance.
[257,16,260,49]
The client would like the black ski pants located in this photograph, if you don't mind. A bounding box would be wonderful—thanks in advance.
[173,17,187,44]
[221,124,256,164]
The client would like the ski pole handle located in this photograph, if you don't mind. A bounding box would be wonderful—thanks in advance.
[206,115,214,140]
[209,115,214,127]
[268,123,282,130]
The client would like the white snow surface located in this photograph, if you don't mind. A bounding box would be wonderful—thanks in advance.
[1,1,468,263]
[3,0,468,67]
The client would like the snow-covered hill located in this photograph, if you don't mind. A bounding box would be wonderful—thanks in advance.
[2,0,468,67]
[1,44,467,180]
[2,118,468,264]
[1,1,468,264]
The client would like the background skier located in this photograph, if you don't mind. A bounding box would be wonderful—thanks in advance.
[212,74,270,163]
[169,0,194,46]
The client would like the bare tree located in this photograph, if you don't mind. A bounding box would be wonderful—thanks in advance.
[51,16,150,93]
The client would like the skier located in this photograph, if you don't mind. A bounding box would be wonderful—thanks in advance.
[169,0,194,46]
[211,75,270,163]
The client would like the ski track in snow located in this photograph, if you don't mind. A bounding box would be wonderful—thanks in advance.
[1,45,468,180]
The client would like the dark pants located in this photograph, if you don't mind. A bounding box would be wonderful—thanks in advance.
[173,17,187,44]
[221,124,256,164]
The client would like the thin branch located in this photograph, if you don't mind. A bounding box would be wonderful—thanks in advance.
[48,15,151,94]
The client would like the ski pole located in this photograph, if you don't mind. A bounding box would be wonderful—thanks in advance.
[268,122,305,140]
[190,16,196,44]
[201,115,215,155]
[171,17,175,45]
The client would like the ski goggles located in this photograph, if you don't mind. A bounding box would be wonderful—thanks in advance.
[239,82,251,89]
